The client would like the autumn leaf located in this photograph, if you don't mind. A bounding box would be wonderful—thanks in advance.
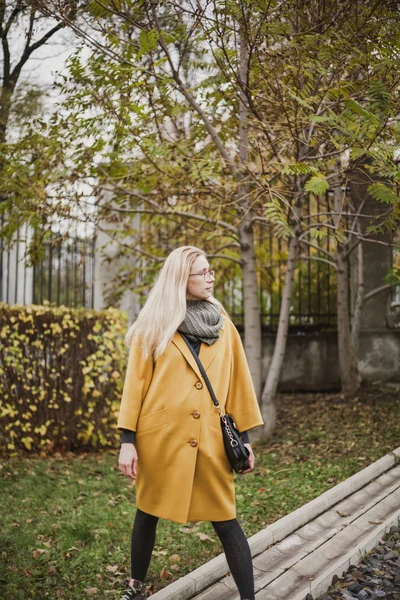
[169,554,180,563]
[106,565,119,573]
[84,587,99,596]
[179,527,192,534]
[160,567,171,580]
[196,532,214,542]
[32,549,48,559]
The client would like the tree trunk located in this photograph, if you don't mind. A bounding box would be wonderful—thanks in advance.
[332,179,360,394]
[254,170,303,441]
[238,217,262,398]
[337,244,360,393]
[150,3,263,396]
[255,232,299,439]
[237,16,262,399]
[0,83,14,144]
[350,238,364,354]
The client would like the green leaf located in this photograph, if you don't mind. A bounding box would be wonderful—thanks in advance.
[282,163,318,176]
[345,99,379,126]
[349,148,366,161]
[288,92,313,110]
[139,29,159,54]
[304,173,329,195]
[368,182,399,205]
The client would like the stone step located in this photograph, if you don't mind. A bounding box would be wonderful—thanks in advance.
[193,472,400,599]
[150,447,400,600]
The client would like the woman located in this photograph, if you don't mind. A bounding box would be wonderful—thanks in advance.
[117,246,263,600]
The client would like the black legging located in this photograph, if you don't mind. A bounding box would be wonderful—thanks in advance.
[130,508,255,600]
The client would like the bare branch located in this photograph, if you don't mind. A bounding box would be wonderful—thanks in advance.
[364,283,399,302]
[12,20,65,82]
[206,253,242,265]
[148,0,237,175]
[96,198,239,234]
[298,254,337,269]
[2,4,24,37]
[298,238,336,261]
[96,223,165,262]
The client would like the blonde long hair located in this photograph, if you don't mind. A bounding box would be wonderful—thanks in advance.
[125,246,219,359]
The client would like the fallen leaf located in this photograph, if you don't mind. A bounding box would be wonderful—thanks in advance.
[196,532,214,542]
[84,587,99,596]
[32,549,48,559]
[160,567,171,580]
[179,527,192,534]
[106,565,119,573]
[169,554,180,563]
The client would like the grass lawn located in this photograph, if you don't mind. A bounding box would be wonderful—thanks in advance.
[1,382,399,599]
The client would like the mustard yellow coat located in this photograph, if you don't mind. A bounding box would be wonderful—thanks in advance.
[117,316,264,524]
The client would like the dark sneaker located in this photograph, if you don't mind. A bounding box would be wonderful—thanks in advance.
[119,579,148,600]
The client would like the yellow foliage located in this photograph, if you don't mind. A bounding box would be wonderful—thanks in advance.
[34,424,47,436]
[0,302,127,454]
[21,436,34,450]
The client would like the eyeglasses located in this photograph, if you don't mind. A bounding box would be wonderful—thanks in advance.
[188,268,215,282]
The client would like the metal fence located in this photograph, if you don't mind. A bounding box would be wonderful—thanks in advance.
[1,203,396,329]
[32,233,96,308]
[213,194,340,329]
[0,215,96,309]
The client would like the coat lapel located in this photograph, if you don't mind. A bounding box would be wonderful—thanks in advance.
[199,325,224,372]
[171,332,203,380]
[172,323,225,378]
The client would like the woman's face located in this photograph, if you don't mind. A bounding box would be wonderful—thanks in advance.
[186,255,215,300]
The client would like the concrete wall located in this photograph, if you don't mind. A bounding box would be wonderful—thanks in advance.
[260,329,400,392]
[92,187,141,323]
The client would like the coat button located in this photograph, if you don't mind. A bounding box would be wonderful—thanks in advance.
[195,381,203,389]
[193,411,201,419]
[190,439,198,447]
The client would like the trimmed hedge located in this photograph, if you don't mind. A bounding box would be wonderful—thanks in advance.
[0,302,128,454]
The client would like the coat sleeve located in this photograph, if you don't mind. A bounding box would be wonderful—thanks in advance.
[117,337,154,433]
[224,320,264,433]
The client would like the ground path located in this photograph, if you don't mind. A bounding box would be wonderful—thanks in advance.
[151,448,400,600]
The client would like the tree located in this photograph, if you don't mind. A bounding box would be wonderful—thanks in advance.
[0,0,85,256]
[21,0,400,437]
[0,0,67,143]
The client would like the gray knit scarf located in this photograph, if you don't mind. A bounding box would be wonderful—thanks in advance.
[178,300,223,345]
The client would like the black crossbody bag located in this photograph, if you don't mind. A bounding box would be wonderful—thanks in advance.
[181,334,250,474]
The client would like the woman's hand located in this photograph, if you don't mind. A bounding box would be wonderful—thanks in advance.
[118,443,138,479]
[240,443,255,475]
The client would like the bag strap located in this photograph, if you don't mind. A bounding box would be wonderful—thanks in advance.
[180,333,220,409]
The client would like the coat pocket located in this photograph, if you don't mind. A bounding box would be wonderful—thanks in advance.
[136,409,168,433]
[209,406,222,433]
